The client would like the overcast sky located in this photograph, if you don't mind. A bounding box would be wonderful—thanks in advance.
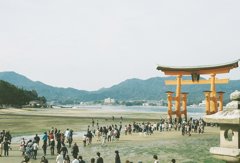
[0,0,239,91]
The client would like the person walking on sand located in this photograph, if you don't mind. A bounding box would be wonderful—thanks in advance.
[101,130,107,146]
[0,133,5,156]
[71,143,79,158]
[92,118,95,127]
[72,155,80,163]
[153,154,159,163]
[40,156,49,163]
[171,159,176,163]
[64,155,70,163]
[90,158,95,163]
[56,152,64,163]
[42,132,48,145]
[64,129,70,144]
[61,144,68,159]
[20,138,26,156]
[78,155,86,163]
[42,132,48,156]
[32,141,39,160]
[115,150,121,163]
[42,140,47,156]
[21,155,30,163]
[34,134,40,145]
[3,139,11,156]
[50,139,55,155]
[96,152,104,163]
[0,139,2,157]
[56,137,62,154]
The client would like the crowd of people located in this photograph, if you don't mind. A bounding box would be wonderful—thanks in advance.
[82,118,122,147]
[0,117,208,162]
[18,127,76,161]
[131,117,206,136]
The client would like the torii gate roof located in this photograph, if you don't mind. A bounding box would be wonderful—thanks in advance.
[156,59,239,75]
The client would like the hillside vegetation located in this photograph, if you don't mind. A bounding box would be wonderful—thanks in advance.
[0,80,46,107]
[0,71,239,105]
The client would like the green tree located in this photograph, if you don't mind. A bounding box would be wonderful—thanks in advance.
[0,80,46,107]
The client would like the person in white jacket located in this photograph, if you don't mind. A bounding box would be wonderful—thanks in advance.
[153,154,159,163]
[72,155,79,163]
[32,141,39,160]
[56,152,64,163]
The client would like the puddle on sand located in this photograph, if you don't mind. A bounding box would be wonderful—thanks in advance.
[11,131,86,143]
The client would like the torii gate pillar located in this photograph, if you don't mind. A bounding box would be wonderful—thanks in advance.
[210,73,217,113]
[175,75,182,120]
[181,92,188,120]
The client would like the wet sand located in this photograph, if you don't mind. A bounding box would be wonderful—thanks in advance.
[0,108,223,163]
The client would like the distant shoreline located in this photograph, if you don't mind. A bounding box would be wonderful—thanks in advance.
[0,105,207,119]
[0,107,169,120]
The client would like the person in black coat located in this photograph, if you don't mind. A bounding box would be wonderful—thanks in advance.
[40,156,49,163]
[60,144,68,159]
[34,134,40,145]
[71,143,79,158]
[96,152,104,163]
[115,150,121,163]
[78,155,86,163]
[3,139,11,156]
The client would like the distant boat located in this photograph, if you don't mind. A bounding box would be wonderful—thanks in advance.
[198,100,206,107]
[51,105,73,108]
[51,105,61,109]
[189,104,198,107]
[60,105,73,108]
[72,105,102,109]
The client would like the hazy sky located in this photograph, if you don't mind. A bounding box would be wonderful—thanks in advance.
[0,1,239,91]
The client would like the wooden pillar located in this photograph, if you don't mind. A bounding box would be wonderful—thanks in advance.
[203,91,211,115]
[175,75,182,120]
[210,74,217,113]
[181,92,188,120]
[166,91,174,120]
[217,91,225,111]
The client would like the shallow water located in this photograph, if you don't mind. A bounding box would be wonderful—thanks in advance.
[73,105,206,118]
[11,131,86,143]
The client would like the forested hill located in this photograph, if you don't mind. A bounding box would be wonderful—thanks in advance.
[0,80,46,107]
[0,71,239,104]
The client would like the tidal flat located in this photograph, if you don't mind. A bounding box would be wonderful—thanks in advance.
[0,108,223,163]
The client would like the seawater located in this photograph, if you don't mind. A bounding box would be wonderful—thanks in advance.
[99,105,205,119]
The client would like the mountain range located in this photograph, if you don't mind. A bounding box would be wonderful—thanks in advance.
[0,71,239,105]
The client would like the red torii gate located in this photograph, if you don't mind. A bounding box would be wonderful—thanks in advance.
[156,60,239,121]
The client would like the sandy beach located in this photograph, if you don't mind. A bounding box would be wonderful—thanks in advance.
[0,107,168,119]
[0,108,223,163]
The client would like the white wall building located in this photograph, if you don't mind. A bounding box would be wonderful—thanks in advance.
[104,97,116,105]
